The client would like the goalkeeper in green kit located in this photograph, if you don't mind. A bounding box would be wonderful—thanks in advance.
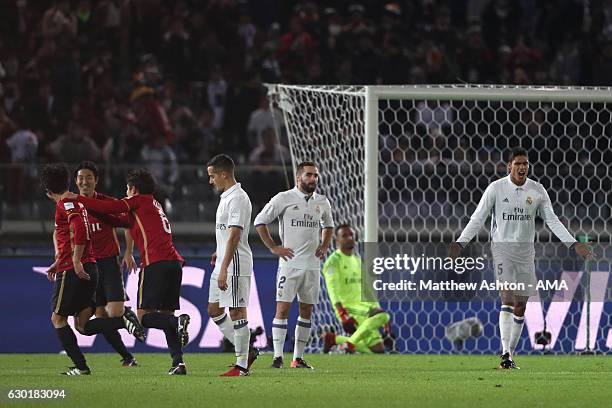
[321,224,393,353]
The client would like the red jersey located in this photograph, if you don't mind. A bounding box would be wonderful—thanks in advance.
[87,192,121,259]
[54,198,96,273]
[77,194,183,268]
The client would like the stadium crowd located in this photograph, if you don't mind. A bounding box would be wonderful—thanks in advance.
[1,0,611,210]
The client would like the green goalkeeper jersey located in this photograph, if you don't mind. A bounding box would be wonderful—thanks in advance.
[322,249,380,317]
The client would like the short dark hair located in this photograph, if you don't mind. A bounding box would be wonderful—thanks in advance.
[126,168,157,194]
[335,223,353,236]
[508,148,529,162]
[296,161,317,175]
[42,163,70,194]
[75,161,98,179]
[207,154,235,173]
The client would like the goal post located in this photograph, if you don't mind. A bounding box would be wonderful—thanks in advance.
[266,84,611,355]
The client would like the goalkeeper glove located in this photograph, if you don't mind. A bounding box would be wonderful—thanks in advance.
[336,304,357,334]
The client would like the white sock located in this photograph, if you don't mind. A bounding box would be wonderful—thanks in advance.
[509,314,525,357]
[272,318,288,358]
[499,305,514,355]
[293,317,311,360]
[233,319,249,369]
[212,313,235,344]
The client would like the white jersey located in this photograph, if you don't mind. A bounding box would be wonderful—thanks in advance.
[254,187,334,270]
[213,183,253,276]
[457,175,576,259]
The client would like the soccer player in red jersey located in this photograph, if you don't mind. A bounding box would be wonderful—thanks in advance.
[74,161,139,367]
[43,164,144,376]
[64,168,190,375]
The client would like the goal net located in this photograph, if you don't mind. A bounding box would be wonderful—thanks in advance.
[267,84,611,355]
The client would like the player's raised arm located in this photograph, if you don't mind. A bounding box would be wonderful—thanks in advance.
[90,211,131,228]
[78,194,133,214]
[456,183,496,246]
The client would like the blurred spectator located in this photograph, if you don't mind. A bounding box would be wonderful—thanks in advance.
[162,17,192,80]
[140,132,178,198]
[5,116,38,165]
[173,106,213,164]
[42,0,77,39]
[5,112,38,207]
[2,79,22,116]
[0,107,18,161]
[247,94,283,147]
[47,119,100,163]
[456,24,494,83]
[592,37,612,85]
[378,35,411,84]
[75,0,96,51]
[196,107,218,153]
[237,9,257,69]
[25,82,60,155]
[100,99,142,163]
[481,0,521,52]
[550,37,582,85]
[131,85,174,145]
[259,43,282,82]
[0,0,608,175]
[278,16,316,77]
[207,66,227,131]
[248,126,289,165]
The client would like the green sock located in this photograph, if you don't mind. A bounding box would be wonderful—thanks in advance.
[336,335,348,344]
[349,312,390,345]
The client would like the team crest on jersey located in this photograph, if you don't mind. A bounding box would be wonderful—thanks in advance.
[315,205,320,214]
[526,196,533,205]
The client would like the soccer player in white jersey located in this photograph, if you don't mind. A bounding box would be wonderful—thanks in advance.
[452,148,592,369]
[206,154,258,376]
[254,162,334,369]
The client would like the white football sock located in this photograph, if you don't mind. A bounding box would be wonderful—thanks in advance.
[272,318,288,358]
[509,314,525,357]
[293,317,311,360]
[499,305,514,355]
[233,319,249,369]
[212,313,235,344]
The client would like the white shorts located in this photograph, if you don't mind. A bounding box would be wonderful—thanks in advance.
[208,274,251,308]
[276,266,320,304]
[492,251,537,297]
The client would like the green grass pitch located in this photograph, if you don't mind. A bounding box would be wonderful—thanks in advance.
[0,353,610,407]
